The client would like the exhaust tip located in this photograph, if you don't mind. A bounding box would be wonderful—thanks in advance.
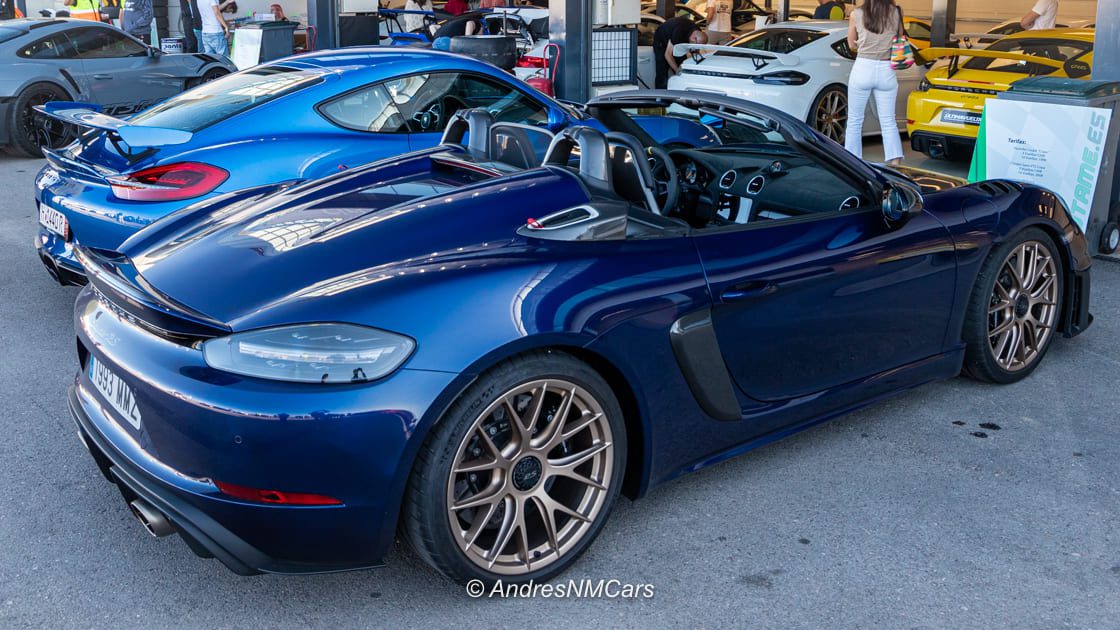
[928,141,946,159]
[128,499,175,538]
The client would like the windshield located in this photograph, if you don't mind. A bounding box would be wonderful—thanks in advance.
[128,66,324,132]
[963,38,1091,75]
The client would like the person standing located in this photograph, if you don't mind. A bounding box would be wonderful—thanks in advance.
[814,0,846,20]
[706,0,733,44]
[63,0,103,21]
[1020,0,1059,30]
[653,16,708,90]
[844,0,904,164]
[198,0,232,58]
[403,0,433,34]
[120,0,153,44]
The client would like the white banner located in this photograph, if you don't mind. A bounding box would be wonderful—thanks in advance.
[983,99,1112,232]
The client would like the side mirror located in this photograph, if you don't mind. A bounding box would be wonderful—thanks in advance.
[547,107,567,132]
[1064,58,1091,79]
[882,181,923,229]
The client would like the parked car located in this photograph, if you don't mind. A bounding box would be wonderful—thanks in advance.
[668,21,926,143]
[954,18,1073,48]
[908,28,1094,160]
[68,91,1091,585]
[34,47,585,286]
[0,18,235,157]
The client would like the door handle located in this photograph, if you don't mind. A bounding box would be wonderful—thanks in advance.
[93,74,113,80]
[721,280,776,301]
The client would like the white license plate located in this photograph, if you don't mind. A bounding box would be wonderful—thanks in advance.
[38,203,69,239]
[940,110,982,126]
[89,357,142,431]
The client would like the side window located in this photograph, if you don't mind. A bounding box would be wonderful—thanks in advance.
[319,83,409,133]
[832,39,855,60]
[69,27,148,59]
[379,72,549,134]
[17,34,75,59]
[453,74,549,126]
[905,21,931,40]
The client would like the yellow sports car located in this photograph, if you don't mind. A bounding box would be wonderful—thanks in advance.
[907,28,1094,160]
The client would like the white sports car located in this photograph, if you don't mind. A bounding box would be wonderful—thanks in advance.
[667,21,926,143]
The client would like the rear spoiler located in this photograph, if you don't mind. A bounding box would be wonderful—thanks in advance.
[921,47,1065,77]
[673,43,800,68]
[35,102,193,149]
[74,245,230,340]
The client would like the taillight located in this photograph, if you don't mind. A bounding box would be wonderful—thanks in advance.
[752,71,811,86]
[214,480,342,506]
[108,162,228,202]
[916,77,931,92]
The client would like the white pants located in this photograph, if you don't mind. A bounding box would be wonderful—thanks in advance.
[845,58,904,162]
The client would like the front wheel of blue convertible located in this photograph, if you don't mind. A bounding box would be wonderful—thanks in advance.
[402,351,627,585]
[962,227,1064,384]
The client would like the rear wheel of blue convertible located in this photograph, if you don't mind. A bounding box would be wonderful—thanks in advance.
[402,351,627,584]
[962,228,1064,383]
[5,82,75,158]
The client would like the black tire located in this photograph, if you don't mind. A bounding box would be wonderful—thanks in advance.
[962,227,1064,383]
[808,85,847,144]
[4,82,75,158]
[449,35,518,70]
[402,350,627,585]
[187,67,229,89]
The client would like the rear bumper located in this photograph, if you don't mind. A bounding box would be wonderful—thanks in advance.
[36,229,87,286]
[69,286,459,575]
[910,131,975,160]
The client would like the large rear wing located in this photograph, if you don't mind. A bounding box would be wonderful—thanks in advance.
[35,102,193,149]
[673,43,800,68]
[919,47,1066,78]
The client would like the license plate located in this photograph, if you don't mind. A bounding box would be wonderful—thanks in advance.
[38,203,69,239]
[89,357,142,431]
[940,109,982,126]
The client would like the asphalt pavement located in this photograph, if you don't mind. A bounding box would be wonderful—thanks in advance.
[0,151,1117,629]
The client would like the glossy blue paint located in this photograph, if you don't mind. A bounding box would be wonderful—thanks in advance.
[68,91,1094,576]
[35,48,584,280]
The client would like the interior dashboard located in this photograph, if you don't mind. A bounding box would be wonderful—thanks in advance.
[668,147,871,228]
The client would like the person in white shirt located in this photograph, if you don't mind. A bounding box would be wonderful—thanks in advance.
[403,0,433,34]
[1020,0,1058,30]
[706,0,733,44]
[198,0,234,57]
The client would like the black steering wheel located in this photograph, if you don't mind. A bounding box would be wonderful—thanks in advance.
[413,95,469,132]
[647,146,679,216]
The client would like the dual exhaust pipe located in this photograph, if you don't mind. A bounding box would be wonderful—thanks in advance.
[128,499,175,538]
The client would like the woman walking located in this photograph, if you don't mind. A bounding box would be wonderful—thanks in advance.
[845,0,905,165]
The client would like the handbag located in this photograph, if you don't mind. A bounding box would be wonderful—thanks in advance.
[890,7,914,70]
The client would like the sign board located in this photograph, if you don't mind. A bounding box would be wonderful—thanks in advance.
[232,28,262,70]
[974,99,1112,232]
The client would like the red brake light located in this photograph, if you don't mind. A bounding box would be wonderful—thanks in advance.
[109,162,228,202]
[214,480,342,506]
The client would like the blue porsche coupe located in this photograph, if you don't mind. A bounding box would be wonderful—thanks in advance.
[68,92,1092,585]
[34,47,589,285]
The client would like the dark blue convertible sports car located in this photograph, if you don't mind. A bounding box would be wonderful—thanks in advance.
[68,91,1092,584]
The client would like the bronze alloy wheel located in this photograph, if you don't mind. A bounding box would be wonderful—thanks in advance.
[445,378,614,576]
[986,240,1059,372]
[812,87,847,143]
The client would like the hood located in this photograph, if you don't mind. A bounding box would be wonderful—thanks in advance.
[123,151,590,326]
